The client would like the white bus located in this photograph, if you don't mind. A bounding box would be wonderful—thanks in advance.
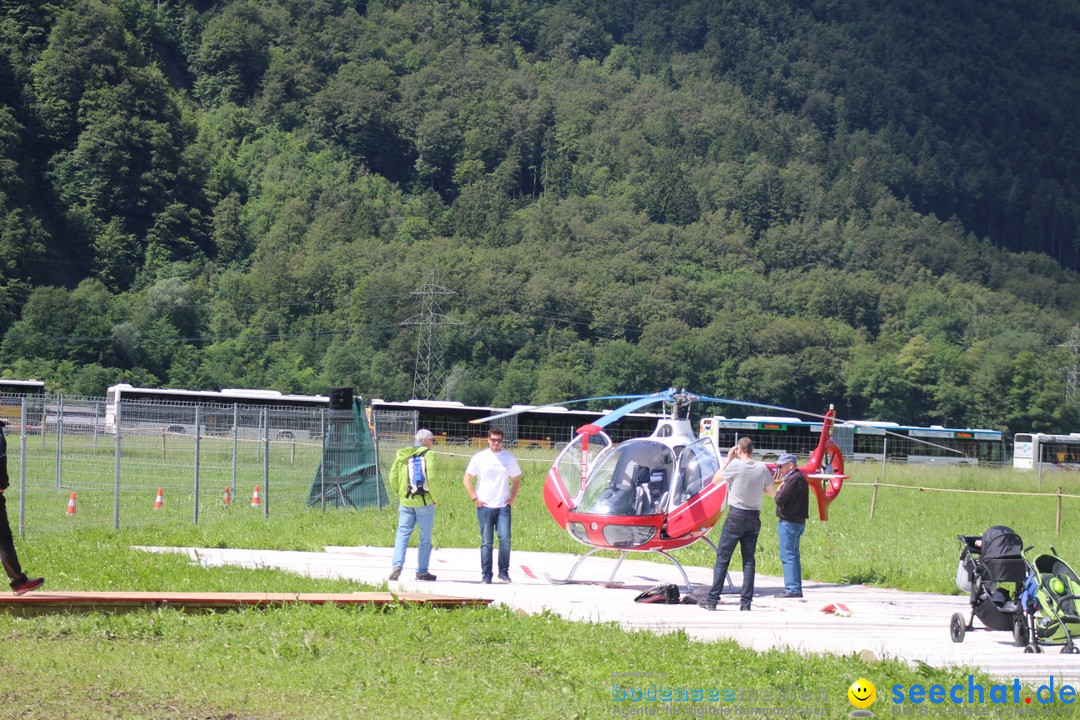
[104,384,330,439]
[698,415,1004,465]
[0,379,47,432]
[1013,433,1080,470]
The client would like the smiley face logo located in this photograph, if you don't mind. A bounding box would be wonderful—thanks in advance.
[848,678,876,709]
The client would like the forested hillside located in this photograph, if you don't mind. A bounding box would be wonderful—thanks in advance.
[0,0,1078,433]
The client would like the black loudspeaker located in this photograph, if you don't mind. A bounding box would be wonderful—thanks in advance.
[329,386,354,410]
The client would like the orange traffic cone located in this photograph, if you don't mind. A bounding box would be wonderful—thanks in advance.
[66,491,76,516]
[223,485,232,506]
[251,485,261,508]
[153,488,163,510]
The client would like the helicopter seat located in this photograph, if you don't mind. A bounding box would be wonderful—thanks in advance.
[633,467,668,515]
[592,462,638,515]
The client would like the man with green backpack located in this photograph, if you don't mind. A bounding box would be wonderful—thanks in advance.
[389,429,437,581]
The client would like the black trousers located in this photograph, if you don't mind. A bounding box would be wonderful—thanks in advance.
[0,493,24,587]
[0,429,25,587]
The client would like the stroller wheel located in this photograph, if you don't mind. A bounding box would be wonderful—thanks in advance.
[950,612,966,643]
[1013,615,1030,647]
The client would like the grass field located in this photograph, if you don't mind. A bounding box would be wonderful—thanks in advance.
[0,445,1075,718]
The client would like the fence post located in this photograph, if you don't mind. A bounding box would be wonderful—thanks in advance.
[869,478,880,520]
[1056,486,1063,536]
[319,409,326,513]
[372,409,383,509]
[18,398,26,537]
[231,403,238,499]
[373,406,384,510]
[193,405,201,525]
[881,435,887,485]
[92,400,100,455]
[114,399,122,530]
[55,393,63,490]
[262,407,269,519]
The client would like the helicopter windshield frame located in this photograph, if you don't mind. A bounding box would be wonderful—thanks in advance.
[552,430,614,504]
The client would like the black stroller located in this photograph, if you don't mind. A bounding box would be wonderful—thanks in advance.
[951,525,1031,646]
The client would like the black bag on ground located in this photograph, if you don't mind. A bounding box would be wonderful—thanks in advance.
[634,584,680,604]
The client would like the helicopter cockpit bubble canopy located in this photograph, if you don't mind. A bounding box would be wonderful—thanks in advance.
[576,439,675,516]
[567,434,722,520]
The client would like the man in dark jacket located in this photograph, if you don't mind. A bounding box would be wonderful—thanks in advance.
[0,420,43,595]
[773,452,808,598]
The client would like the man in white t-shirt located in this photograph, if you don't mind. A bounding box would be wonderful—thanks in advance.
[463,427,522,584]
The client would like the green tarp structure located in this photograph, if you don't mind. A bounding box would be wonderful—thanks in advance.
[307,397,386,509]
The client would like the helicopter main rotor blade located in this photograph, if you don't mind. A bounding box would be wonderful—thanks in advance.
[468,393,652,424]
[587,390,678,430]
[692,394,834,421]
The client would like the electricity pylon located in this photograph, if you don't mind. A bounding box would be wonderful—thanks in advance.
[400,270,460,399]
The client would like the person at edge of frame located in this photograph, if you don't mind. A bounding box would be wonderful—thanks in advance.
[0,419,44,596]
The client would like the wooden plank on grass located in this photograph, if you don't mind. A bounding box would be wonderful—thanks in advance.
[0,590,490,614]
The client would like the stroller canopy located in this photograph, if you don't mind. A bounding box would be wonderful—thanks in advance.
[981,525,1023,560]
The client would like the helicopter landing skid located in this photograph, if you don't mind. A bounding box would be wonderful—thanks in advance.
[544,546,700,594]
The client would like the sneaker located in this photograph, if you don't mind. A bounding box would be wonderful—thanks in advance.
[740,604,751,612]
[776,591,803,598]
[388,566,401,581]
[697,598,717,611]
[481,576,492,584]
[497,573,511,583]
[12,577,43,596]
[415,572,437,581]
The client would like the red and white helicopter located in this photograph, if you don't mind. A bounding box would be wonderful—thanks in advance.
[474,389,847,589]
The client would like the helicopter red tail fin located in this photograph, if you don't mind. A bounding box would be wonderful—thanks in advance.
[801,405,847,521]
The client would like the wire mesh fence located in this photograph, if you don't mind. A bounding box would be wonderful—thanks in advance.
[5,393,400,533]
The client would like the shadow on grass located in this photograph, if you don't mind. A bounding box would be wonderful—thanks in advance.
[839,569,889,586]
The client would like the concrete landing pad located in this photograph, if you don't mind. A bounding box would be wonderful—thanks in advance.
[138,544,1080,685]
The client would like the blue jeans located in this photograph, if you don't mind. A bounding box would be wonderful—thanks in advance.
[476,505,512,579]
[706,507,761,607]
[392,504,435,574]
[777,520,805,594]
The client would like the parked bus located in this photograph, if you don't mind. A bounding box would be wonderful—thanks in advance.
[698,415,1004,465]
[104,384,329,439]
[369,399,665,448]
[0,379,46,429]
[1013,433,1080,470]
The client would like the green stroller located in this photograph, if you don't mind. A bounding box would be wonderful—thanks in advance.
[1021,547,1080,654]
